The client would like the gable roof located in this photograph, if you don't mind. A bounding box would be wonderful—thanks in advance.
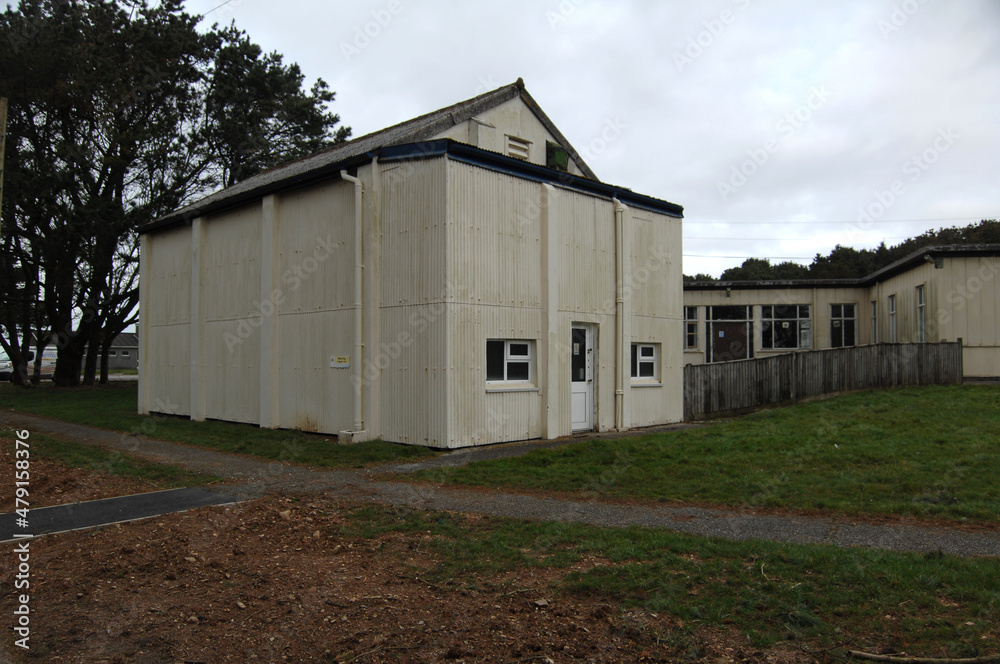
[155,79,596,228]
[683,244,1000,291]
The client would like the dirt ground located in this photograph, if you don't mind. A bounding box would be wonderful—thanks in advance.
[0,454,815,663]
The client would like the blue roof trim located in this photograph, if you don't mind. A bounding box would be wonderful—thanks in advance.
[379,139,684,218]
[142,138,682,233]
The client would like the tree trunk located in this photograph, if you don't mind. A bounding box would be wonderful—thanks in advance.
[82,334,101,386]
[53,339,85,387]
[100,337,112,384]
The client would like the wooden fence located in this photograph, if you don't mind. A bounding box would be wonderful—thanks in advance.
[683,342,964,421]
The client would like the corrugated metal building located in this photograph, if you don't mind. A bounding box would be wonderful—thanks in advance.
[138,80,685,448]
[683,245,1000,378]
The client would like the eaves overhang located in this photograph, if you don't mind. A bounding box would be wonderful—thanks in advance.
[141,139,683,235]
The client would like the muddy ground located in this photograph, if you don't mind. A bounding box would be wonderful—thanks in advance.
[0,448,818,663]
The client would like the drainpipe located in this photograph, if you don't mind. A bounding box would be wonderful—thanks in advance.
[341,170,365,432]
[614,198,626,431]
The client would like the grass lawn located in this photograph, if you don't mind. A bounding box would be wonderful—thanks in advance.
[416,385,1000,523]
[0,428,218,488]
[0,382,436,469]
[343,503,1000,658]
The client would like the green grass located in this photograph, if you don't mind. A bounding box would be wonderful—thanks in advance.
[0,428,217,488]
[0,382,437,469]
[342,504,1000,658]
[416,385,1000,522]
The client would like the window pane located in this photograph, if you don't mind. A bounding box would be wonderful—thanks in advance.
[639,361,654,377]
[774,321,797,348]
[640,345,654,358]
[630,343,638,378]
[509,343,529,357]
[831,304,842,318]
[761,321,774,349]
[507,361,529,381]
[711,305,750,321]
[844,304,855,317]
[122,351,129,356]
[486,341,504,381]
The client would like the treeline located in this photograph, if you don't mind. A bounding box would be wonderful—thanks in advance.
[685,218,1000,282]
[1,0,350,386]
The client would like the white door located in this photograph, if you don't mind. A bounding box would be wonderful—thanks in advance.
[570,325,594,431]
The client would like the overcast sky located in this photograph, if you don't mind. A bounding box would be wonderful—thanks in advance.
[182,0,1000,278]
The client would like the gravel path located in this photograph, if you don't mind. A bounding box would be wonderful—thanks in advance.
[3,410,998,557]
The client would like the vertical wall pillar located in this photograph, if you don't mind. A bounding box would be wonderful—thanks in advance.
[540,184,560,439]
[259,195,280,428]
[138,234,151,415]
[190,217,206,421]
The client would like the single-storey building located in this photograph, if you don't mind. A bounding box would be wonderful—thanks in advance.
[138,80,685,448]
[683,244,1000,378]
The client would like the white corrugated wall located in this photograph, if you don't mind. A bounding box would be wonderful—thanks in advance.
[141,226,192,415]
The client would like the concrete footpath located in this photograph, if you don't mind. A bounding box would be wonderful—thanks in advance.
[1,410,998,557]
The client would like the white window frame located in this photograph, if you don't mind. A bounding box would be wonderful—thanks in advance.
[916,285,926,342]
[121,350,130,357]
[761,305,812,350]
[108,350,117,357]
[486,339,535,386]
[889,294,897,343]
[684,306,699,349]
[871,300,878,344]
[630,343,660,383]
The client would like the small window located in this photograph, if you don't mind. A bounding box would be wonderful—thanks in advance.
[108,350,117,357]
[121,350,130,357]
[916,285,926,342]
[830,304,856,348]
[545,141,568,171]
[630,343,659,381]
[486,339,535,384]
[684,306,698,349]
[505,135,531,160]
[762,305,811,350]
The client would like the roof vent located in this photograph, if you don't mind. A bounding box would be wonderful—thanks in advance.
[505,135,531,160]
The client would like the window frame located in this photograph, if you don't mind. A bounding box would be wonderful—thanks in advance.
[830,303,857,348]
[486,339,536,386]
[684,306,699,350]
[761,304,812,350]
[630,342,660,383]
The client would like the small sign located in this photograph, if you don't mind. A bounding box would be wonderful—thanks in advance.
[573,343,580,355]
[330,356,350,368]
[718,331,725,338]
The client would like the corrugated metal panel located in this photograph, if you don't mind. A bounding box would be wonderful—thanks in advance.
[277,311,354,432]
[445,161,542,308]
[277,181,355,314]
[273,180,357,433]
[378,307,449,446]
[201,205,262,424]
[379,158,450,446]
[380,159,448,307]
[143,226,192,415]
[555,192,616,313]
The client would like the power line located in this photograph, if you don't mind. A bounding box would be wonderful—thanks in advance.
[203,0,237,15]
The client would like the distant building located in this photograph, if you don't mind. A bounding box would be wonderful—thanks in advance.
[683,245,1000,378]
[138,80,685,448]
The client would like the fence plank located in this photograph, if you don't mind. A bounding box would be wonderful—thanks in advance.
[683,342,963,421]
